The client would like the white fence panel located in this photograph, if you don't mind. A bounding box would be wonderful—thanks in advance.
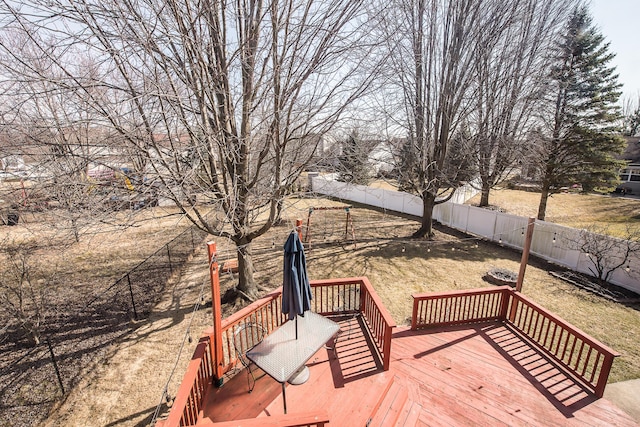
[360,186,386,210]
[466,207,498,239]
[403,194,423,216]
[531,222,581,270]
[449,204,471,232]
[309,175,640,294]
[434,203,452,226]
[494,213,529,249]
[383,190,410,213]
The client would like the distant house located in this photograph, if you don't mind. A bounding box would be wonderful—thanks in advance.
[617,136,640,194]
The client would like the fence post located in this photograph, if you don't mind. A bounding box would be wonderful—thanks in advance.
[190,228,195,250]
[46,338,65,395]
[166,244,173,273]
[207,242,224,386]
[127,274,138,320]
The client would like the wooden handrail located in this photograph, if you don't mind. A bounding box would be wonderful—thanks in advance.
[217,289,284,375]
[162,337,213,427]
[310,277,396,370]
[196,411,330,427]
[508,291,620,397]
[358,277,396,370]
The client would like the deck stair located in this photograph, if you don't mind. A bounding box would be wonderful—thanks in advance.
[367,375,412,427]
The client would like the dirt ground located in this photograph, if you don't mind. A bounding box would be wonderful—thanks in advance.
[37,194,640,427]
[40,245,215,427]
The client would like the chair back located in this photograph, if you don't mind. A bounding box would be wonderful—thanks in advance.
[233,323,265,359]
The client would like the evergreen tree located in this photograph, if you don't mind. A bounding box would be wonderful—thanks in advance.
[535,6,625,220]
[338,131,372,185]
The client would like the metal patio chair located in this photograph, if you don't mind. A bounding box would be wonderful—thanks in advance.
[233,322,266,393]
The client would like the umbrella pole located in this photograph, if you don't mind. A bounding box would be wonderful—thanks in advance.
[295,315,298,340]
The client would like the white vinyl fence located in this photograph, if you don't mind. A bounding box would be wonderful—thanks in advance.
[310,175,640,294]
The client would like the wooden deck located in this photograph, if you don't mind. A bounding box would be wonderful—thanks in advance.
[196,317,636,426]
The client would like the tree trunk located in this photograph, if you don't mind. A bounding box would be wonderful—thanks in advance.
[479,179,491,207]
[413,192,436,239]
[537,184,550,221]
[236,242,258,299]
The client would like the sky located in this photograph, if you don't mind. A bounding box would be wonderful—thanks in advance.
[589,0,640,103]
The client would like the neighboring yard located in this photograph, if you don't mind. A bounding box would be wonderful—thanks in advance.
[2,189,640,427]
[466,188,640,237]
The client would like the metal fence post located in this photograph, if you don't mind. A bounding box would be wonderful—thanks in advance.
[127,273,138,320]
[46,338,65,395]
[166,244,173,273]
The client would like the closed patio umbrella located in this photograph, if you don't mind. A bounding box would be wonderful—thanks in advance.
[282,231,312,339]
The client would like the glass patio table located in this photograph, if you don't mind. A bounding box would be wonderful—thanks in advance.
[246,310,340,414]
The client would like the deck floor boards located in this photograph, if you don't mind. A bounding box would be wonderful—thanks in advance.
[199,319,637,426]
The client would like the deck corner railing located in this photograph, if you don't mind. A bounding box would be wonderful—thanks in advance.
[410,286,620,398]
[507,291,620,397]
[358,277,396,371]
[160,276,394,426]
[309,276,396,371]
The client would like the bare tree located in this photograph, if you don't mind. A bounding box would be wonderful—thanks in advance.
[376,0,487,238]
[0,34,139,241]
[470,0,572,207]
[0,0,377,299]
[566,225,640,286]
[0,239,56,346]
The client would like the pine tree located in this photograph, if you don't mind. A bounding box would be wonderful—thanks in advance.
[338,131,372,185]
[535,6,625,220]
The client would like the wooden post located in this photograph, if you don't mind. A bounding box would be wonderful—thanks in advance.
[126,273,138,320]
[295,219,303,242]
[305,207,313,245]
[166,244,173,273]
[207,242,224,385]
[344,207,357,248]
[516,217,535,292]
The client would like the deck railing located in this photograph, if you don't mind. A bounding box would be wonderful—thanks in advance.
[159,277,394,427]
[411,286,620,398]
[310,277,396,371]
[507,291,620,398]
[161,336,214,427]
[216,289,285,376]
[411,286,509,329]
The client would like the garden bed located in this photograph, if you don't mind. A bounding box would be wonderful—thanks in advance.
[550,271,640,303]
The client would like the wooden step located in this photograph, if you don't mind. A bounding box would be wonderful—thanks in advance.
[394,400,422,427]
[367,376,409,427]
